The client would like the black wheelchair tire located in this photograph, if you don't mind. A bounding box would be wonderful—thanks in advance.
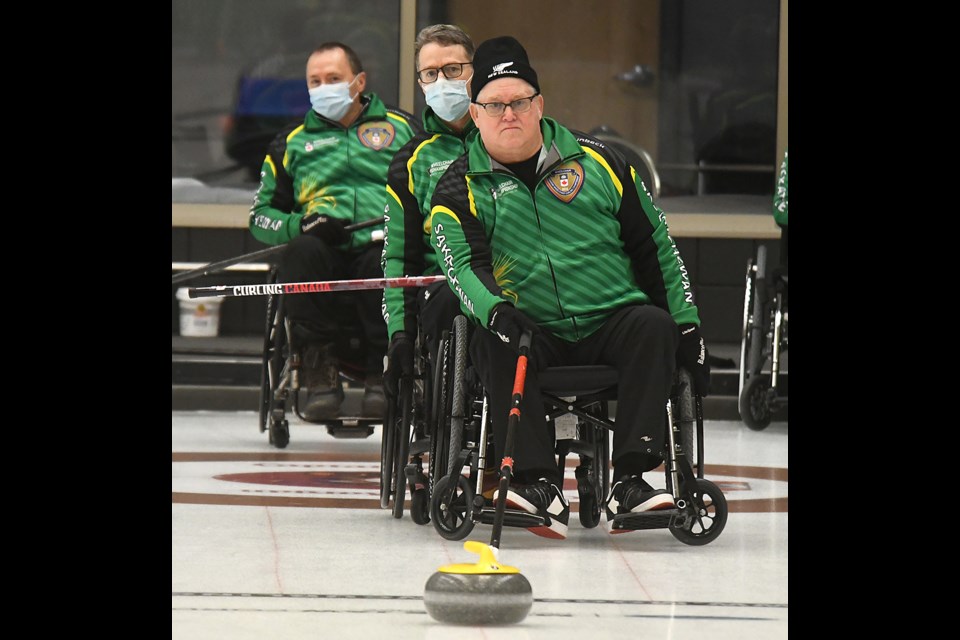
[669,478,727,546]
[392,377,413,519]
[380,395,397,509]
[269,418,289,449]
[739,374,773,431]
[410,488,430,525]
[430,473,475,541]
[429,333,451,498]
[446,315,469,473]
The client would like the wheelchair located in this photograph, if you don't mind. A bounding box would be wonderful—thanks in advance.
[426,314,728,545]
[738,243,788,430]
[379,311,476,524]
[258,265,381,448]
[378,320,435,523]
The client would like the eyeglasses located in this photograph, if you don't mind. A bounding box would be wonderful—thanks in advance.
[416,62,472,83]
[474,93,540,117]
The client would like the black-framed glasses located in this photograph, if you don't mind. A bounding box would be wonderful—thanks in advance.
[416,62,472,83]
[474,93,540,117]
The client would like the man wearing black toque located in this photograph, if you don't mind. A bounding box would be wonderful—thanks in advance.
[429,36,711,539]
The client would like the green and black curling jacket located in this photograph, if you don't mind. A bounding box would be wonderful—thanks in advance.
[381,107,477,339]
[249,94,419,251]
[429,116,700,343]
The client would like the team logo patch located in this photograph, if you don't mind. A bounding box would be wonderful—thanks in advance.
[357,121,395,150]
[544,161,584,202]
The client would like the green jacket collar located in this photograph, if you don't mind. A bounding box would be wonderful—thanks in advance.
[466,116,583,174]
[303,93,387,131]
[422,107,477,139]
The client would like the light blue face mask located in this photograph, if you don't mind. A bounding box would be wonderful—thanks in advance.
[424,76,471,122]
[309,76,359,121]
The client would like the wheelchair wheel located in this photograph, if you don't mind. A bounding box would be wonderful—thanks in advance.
[576,422,607,529]
[674,369,698,467]
[578,486,601,529]
[379,392,397,509]
[739,374,773,431]
[428,332,452,497]
[669,478,727,546]
[392,377,414,519]
[259,289,284,435]
[409,488,430,525]
[445,315,470,473]
[430,473,475,540]
[268,417,290,449]
[738,256,755,399]
[743,245,768,381]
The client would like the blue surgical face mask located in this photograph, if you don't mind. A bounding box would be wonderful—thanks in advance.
[309,76,359,121]
[423,75,471,122]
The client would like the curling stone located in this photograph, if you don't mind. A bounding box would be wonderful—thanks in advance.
[424,540,532,625]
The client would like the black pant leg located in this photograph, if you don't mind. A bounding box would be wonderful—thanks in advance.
[349,244,389,376]
[469,328,563,484]
[575,305,678,473]
[277,235,346,342]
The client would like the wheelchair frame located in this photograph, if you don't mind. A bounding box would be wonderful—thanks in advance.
[379,312,473,524]
[738,243,788,430]
[258,266,380,448]
[424,315,728,545]
[378,320,435,522]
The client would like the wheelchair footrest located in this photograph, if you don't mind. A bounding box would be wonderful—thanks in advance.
[611,508,680,531]
[475,506,546,529]
[325,421,376,439]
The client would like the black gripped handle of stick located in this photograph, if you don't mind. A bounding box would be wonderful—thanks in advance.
[489,330,533,551]
[171,216,385,284]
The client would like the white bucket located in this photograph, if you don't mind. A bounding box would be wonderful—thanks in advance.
[176,288,223,337]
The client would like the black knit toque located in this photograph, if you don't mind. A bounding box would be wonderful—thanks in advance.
[470,35,540,101]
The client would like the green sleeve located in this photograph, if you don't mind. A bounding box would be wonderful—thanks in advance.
[429,188,505,329]
[616,160,700,327]
[381,146,426,340]
[248,138,304,246]
[773,149,788,227]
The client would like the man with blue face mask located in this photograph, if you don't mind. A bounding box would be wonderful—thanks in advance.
[250,42,420,423]
[381,25,476,417]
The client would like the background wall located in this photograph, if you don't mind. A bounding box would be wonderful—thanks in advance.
[446,0,661,159]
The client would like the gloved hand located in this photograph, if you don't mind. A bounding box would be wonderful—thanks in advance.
[677,323,710,397]
[488,303,539,353]
[299,213,350,245]
[383,332,414,397]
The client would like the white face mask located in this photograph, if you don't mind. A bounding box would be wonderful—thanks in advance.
[423,75,471,122]
[309,76,359,121]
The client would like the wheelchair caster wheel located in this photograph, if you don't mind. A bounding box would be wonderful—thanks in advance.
[577,481,602,529]
[410,488,430,525]
[669,478,727,546]
[269,419,290,449]
[430,474,475,540]
[739,375,773,430]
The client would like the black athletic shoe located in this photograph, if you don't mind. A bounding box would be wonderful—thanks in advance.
[361,375,386,418]
[300,343,343,422]
[604,475,674,533]
[494,478,570,539]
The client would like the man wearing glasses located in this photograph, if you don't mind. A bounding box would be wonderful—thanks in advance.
[429,36,711,540]
[382,24,476,404]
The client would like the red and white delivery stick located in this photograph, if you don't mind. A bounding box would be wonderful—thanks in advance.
[187,274,446,299]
